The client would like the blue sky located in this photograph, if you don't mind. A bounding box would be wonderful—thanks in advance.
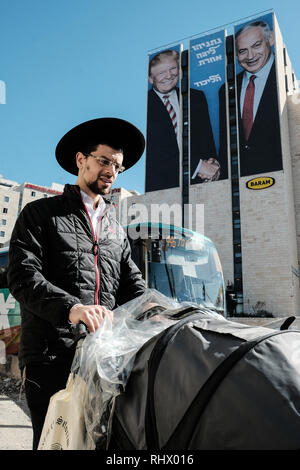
[0,0,299,195]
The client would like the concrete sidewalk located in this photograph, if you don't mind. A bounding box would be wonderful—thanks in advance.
[0,393,32,450]
[0,356,32,450]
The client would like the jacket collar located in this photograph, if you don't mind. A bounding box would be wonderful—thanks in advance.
[63,184,112,207]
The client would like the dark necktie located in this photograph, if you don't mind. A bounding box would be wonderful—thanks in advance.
[242,75,256,141]
[163,94,178,136]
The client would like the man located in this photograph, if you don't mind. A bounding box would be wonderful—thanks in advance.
[146,50,181,192]
[146,50,217,191]
[219,20,282,177]
[7,117,146,449]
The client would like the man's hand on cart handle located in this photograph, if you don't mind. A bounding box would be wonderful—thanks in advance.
[69,304,114,332]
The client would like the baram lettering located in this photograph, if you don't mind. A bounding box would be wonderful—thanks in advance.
[250,179,271,186]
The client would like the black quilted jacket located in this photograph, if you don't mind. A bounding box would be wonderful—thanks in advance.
[7,184,145,368]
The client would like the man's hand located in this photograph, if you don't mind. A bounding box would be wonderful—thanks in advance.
[197,158,220,182]
[69,304,113,333]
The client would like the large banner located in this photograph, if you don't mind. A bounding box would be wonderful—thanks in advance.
[145,45,182,192]
[189,30,228,184]
[234,13,282,177]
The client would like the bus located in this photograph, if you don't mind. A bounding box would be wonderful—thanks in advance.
[0,246,21,357]
[125,223,226,316]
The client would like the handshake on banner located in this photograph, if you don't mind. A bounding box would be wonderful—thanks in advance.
[192,157,221,182]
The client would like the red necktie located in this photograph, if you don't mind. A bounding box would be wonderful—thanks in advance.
[242,75,256,141]
[163,94,178,136]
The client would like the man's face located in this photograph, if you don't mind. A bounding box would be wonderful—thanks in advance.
[77,144,123,196]
[149,57,179,94]
[236,26,273,74]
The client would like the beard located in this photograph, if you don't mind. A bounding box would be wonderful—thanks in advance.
[86,178,110,195]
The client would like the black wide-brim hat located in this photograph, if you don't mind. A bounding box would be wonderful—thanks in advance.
[55,117,145,175]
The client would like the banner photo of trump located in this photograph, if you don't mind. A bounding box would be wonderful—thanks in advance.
[145,45,182,193]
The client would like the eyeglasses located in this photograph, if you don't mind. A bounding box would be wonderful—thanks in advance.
[83,153,125,173]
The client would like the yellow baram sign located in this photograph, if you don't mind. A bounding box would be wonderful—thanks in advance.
[246,177,275,190]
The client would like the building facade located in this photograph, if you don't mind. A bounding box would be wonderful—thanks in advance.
[112,13,300,317]
[0,176,63,246]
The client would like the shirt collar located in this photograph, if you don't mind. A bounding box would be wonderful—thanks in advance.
[154,88,177,99]
[80,190,105,213]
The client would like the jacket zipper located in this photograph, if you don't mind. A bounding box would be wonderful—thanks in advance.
[81,201,101,306]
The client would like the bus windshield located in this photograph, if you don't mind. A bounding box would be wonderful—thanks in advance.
[126,224,225,314]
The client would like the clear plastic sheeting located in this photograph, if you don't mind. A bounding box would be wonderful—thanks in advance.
[70,288,222,449]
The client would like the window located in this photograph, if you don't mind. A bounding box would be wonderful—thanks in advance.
[234,246,242,262]
[1,220,6,226]
[31,191,36,197]
[232,191,240,210]
[4,196,9,203]
[0,231,5,237]
[233,229,241,244]
[234,263,242,274]
[283,48,287,67]
[285,75,289,93]
[233,219,241,229]
[3,208,8,214]
[230,141,238,153]
[231,162,239,179]
[234,277,243,291]
[230,125,237,137]
[43,194,48,198]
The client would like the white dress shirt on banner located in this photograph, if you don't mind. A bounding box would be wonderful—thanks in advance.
[240,54,274,120]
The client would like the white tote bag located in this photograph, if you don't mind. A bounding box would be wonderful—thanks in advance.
[38,373,94,450]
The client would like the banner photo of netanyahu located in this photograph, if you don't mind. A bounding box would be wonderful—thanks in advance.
[189,30,228,185]
[145,45,182,193]
[233,13,283,177]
